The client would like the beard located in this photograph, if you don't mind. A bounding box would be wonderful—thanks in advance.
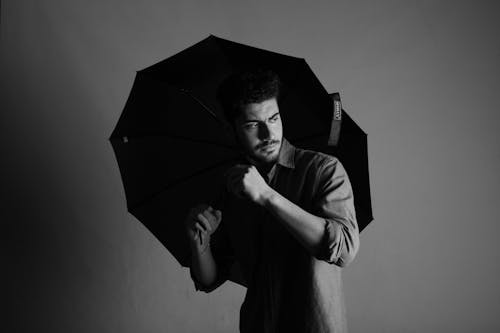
[246,139,281,167]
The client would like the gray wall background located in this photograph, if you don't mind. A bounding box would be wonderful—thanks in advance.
[2,1,500,332]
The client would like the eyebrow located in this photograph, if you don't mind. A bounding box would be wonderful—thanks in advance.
[242,112,280,124]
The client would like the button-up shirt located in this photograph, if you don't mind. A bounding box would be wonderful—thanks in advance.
[190,137,360,333]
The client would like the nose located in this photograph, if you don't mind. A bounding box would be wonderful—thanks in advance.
[258,122,273,140]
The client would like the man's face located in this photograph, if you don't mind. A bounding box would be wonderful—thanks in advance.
[233,97,283,167]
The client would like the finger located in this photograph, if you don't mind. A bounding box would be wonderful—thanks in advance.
[200,212,214,232]
[206,206,222,222]
[206,206,218,222]
[200,212,214,234]
[214,209,222,222]
[195,222,207,236]
[207,206,220,217]
[196,213,211,231]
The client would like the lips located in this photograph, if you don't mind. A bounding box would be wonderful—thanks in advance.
[260,142,278,151]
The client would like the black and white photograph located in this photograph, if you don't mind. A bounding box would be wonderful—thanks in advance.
[2,1,499,332]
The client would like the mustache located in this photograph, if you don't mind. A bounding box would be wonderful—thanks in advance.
[257,140,280,149]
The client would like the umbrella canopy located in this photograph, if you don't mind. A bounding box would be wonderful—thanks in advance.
[108,35,372,278]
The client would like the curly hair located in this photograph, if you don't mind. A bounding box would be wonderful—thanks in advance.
[216,68,282,124]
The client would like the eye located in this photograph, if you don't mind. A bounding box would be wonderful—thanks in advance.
[243,122,258,130]
[269,114,280,123]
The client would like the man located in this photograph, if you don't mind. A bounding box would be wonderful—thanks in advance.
[185,68,359,333]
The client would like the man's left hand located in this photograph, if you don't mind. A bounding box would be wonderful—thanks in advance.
[225,164,274,205]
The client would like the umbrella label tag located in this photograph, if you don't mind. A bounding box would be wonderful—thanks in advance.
[334,100,342,121]
[328,93,342,146]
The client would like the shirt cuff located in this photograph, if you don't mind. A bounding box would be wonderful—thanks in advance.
[318,218,358,267]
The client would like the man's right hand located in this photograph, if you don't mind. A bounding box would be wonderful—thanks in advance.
[185,204,222,254]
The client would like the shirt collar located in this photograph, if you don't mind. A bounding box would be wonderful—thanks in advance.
[276,137,295,169]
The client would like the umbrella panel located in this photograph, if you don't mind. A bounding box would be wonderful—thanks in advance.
[110,135,241,211]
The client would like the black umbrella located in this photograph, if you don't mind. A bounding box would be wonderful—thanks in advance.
[108,35,372,281]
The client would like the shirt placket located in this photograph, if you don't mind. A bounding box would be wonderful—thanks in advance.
[264,164,282,332]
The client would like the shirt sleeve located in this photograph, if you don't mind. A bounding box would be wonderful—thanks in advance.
[312,157,360,267]
[189,216,236,293]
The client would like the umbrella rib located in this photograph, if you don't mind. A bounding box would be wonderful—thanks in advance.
[136,70,230,136]
[178,87,227,128]
[129,156,241,211]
